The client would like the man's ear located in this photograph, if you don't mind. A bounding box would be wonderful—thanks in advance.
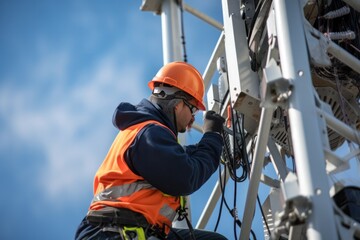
[174,101,182,111]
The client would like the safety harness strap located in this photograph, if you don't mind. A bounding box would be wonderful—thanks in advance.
[177,196,196,240]
[87,207,149,228]
[87,207,167,239]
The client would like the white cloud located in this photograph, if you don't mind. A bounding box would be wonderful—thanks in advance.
[0,0,224,214]
[1,43,147,205]
[33,43,71,84]
[0,1,162,207]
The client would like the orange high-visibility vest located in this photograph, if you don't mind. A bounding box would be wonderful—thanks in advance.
[89,120,180,230]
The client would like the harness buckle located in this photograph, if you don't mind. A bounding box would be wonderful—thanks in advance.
[122,226,146,240]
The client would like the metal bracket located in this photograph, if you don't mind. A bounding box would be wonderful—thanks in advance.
[276,195,312,226]
[261,59,293,108]
[140,0,162,14]
[273,172,312,238]
[303,21,332,67]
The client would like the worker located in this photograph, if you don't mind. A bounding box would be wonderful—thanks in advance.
[75,61,227,240]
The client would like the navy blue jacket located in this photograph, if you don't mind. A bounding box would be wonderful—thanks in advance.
[112,98,224,196]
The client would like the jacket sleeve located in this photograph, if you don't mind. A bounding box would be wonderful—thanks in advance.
[127,124,224,196]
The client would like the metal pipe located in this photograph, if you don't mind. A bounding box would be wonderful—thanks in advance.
[183,3,223,31]
[274,0,337,239]
[306,24,360,74]
[267,138,288,181]
[190,122,203,133]
[239,107,274,240]
[161,0,183,63]
[327,40,360,75]
[320,109,360,144]
[203,32,225,92]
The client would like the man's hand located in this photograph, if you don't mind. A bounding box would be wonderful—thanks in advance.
[203,111,225,134]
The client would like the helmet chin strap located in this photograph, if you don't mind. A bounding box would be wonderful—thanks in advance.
[173,107,179,135]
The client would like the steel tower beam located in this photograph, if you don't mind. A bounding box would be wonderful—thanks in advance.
[273,0,337,239]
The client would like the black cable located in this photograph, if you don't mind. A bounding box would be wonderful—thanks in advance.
[234,111,258,240]
[219,108,241,239]
[184,214,196,240]
[167,224,185,240]
[224,109,246,183]
[233,173,238,240]
[217,105,259,239]
[231,107,240,240]
[176,208,196,240]
[257,195,270,238]
[178,1,187,62]
[232,111,248,182]
[214,160,227,232]
[223,124,241,182]
[220,135,235,216]
[238,112,249,169]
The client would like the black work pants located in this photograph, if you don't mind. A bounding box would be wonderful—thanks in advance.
[75,217,228,240]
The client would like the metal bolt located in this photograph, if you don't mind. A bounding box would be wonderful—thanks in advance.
[289,212,297,222]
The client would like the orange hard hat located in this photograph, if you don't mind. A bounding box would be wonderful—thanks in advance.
[148,62,206,110]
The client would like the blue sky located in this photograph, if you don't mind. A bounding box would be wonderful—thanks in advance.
[3,1,359,240]
[0,1,271,239]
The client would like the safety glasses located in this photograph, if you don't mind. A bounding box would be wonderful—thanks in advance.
[183,100,199,115]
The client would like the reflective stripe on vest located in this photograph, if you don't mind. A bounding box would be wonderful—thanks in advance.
[90,120,180,229]
[92,180,156,202]
[92,180,177,222]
